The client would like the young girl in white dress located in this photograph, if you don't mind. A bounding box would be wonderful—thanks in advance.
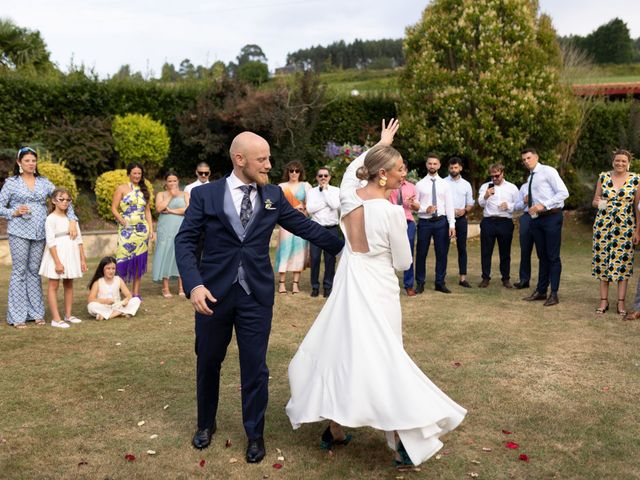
[87,256,141,320]
[286,120,466,468]
[39,188,88,328]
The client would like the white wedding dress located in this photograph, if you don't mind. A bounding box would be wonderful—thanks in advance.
[286,150,467,466]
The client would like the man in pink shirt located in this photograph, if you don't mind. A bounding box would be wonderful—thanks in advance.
[388,160,420,296]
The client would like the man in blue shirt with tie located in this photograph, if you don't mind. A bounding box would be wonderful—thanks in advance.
[520,148,569,306]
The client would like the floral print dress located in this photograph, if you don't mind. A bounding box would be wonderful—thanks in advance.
[592,171,640,281]
[116,184,150,282]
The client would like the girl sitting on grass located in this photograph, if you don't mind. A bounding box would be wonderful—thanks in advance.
[38,188,87,328]
[87,256,141,321]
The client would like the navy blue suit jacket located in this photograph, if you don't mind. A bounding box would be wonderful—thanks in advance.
[175,177,344,307]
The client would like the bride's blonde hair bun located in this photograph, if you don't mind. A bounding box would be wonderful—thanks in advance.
[356,166,370,180]
[356,145,401,182]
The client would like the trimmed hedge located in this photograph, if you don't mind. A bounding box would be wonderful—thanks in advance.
[38,158,78,202]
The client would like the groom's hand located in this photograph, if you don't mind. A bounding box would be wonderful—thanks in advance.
[191,286,217,315]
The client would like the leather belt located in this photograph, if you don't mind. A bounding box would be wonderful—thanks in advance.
[424,215,446,222]
[537,208,562,217]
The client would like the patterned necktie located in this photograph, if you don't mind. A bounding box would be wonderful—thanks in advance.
[431,178,438,208]
[239,185,253,228]
[397,184,403,206]
[527,172,535,208]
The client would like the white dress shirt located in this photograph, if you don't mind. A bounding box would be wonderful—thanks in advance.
[444,175,475,210]
[226,171,257,214]
[306,185,340,226]
[415,174,455,228]
[515,183,529,212]
[525,163,569,210]
[478,180,519,218]
[184,178,210,194]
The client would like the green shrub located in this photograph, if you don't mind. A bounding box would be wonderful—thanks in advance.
[112,113,170,173]
[38,155,78,202]
[94,169,154,222]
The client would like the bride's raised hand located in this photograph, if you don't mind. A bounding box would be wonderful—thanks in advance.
[378,118,400,147]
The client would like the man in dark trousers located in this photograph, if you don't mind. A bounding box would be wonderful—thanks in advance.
[175,132,344,463]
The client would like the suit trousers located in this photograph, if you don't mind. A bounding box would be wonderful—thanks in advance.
[195,283,272,439]
[518,213,534,284]
[451,216,468,275]
[530,211,563,294]
[309,225,339,291]
[416,217,449,286]
[480,217,514,281]
[403,220,416,288]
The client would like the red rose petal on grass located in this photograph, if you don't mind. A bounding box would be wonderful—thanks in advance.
[602,386,610,392]
[124,453,136,462]
[199,459,206,467]
[77,461,88,467]
[452,361,462,368]
[273,463,283,469]
[505,442,519,449]
[225,438,233,448]
[519,454,530,462]
[502,429,513,435]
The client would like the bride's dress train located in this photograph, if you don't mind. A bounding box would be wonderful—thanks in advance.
[286,150,466,466]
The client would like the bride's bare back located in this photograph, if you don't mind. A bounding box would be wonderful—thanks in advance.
[343,204,369,253]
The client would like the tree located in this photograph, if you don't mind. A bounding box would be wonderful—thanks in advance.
[160,62,179,82]
[583,18,634,64]
[0,18,56,74]
[237,61,269,86]
[236,44,267,66]
[179,58,196,79]
[400,0,576,188]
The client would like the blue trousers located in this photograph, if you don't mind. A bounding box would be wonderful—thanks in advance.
[450,216,468,275]
[195,283,272,439]
[530,212,563,294]
[480,217,514,281]
[403,220,416,288]
[518,213,535,284]
[310,225,339,290]
[416,217,449,285]
[7,235,45,325]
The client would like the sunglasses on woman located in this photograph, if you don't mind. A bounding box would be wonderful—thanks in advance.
[289,169,300,174]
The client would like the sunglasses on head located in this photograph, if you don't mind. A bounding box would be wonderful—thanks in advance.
[289,169,300,174]
[197,171,210,177]
[317,174,329,178]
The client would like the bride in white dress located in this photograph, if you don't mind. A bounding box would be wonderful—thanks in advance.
[286,119,466,467]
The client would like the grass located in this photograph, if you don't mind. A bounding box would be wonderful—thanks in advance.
[1,216,639,479]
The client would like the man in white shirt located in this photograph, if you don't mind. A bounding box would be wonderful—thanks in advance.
[415,154,456,294]
[184,162,211,194]
[444,157,475,288]
[520,148,569,306]
[477,163,519,289]
[306,167,341,297]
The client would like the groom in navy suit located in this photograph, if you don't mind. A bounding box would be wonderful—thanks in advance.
[175,132,344,463]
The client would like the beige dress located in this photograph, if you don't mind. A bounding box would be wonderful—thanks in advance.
[87,276,141,319]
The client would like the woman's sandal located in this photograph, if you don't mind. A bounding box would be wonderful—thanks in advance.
[162,289,173,298]
[595,298,609,314]
[13,323,27,329]
[617,298,627,316]
[278,281,287,294]
[35,319,46,326]
[393,440,414,468]
[320,425,352,451]
[292,281,300,294]
[624,311,640,321]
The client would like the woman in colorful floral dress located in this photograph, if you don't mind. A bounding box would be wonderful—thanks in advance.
[591,150,640,316]
[111,162,154,299]
[275,161,312,294]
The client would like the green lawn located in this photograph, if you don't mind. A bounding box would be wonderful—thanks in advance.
[1,216,639,479]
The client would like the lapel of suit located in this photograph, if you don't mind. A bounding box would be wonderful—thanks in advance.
[213,178,240,241]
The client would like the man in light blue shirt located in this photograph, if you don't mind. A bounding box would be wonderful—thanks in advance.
[514,183,535,289]
[520,148,569,306]
[444,157,474,288]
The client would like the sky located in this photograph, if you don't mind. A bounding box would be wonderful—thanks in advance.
[1,0,638,78]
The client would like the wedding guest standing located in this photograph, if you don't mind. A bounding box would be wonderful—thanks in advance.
[444,157,474,288]
[111,162,154,299]
[477,163,519,289]
[521,148,569,306]
[514,183,535,289]
[0,147,78,328]
[306,167,340,298]
[388,161,420,296]
[184,162,211,194]
[591,150,640,315]
[153,171,190,297]
[275,161,312,294]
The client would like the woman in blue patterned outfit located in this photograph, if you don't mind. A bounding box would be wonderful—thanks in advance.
[0,147,78,328]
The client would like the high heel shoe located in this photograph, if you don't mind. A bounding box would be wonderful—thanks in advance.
[617,298,627,316]
[595,298,609,314]
[393,440,413,468]
[320,425,352,450]
[278,281,287,294]
[292,281,300,294]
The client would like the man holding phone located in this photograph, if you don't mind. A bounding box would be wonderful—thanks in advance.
[477,163,519,288]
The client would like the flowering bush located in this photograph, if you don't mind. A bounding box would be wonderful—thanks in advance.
[323,141,366,184]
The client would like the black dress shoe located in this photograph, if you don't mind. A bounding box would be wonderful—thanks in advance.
[415,283,425,294]
[246,437,266,463]
[544,293,559,306]
[523,291,547,301]
[323,288,331,298]
[310,288,319,297]
[192,422,216,450]
[458,280,472,288]
[513,281,530,289]
[434,283,451,294]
